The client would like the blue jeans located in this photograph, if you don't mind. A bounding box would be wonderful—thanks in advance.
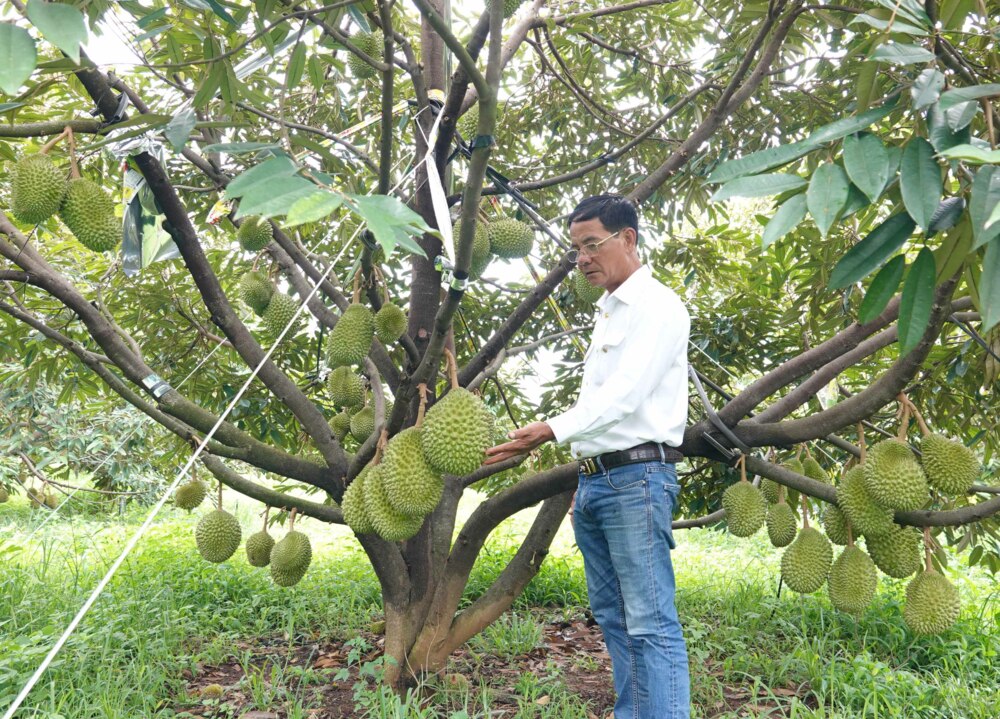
[574,460,690,719]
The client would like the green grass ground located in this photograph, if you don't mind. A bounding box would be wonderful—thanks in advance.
[1,489,998,718]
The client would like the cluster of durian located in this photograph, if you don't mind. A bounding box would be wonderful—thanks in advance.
[342,382,494,543]
[235,269,302,339]
[27,484,59,509]
[452,213,535,280]
[348,29,383,79]
[10,153,122,252]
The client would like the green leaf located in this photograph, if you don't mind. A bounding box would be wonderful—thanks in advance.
[350,195,431,259]
[285,191,344,227]
[710,173,806,201]
[937,144,1000,164]
[829,213,916,289]
[841,184,872,219]
[164,107,196,153]
[203,0,237,24]
[858,254,905,323]
[0,101,25,112]
[870,43,935,65]
[910,69,944,111]
[236,174,317,219]
[192,62,224,108]
[201,141,282,154]
[855,60,878,112]
[0,24,37,95]
[225,156,300,199]
[286,41,307,89]
[761,194,807,250]
[939,83,1000,110]
[806,163,849,238]
[926,197,965,237]
[897,248,936,355]
[806,101,898,146]
[843,132,889,201]
[944,100,978,131]
[926,103,971,153]
[707,140,815,184]
[934,216,972,282]
[900,138,941,231]
[982,237,1000,333]
[25,0,87,64]
[873,0,931,27]
[850,14,929,36]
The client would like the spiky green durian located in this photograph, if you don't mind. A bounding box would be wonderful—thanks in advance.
[363,464,425,542]
[237,271,275,315]
[836,465,894,539]
[864,440,929,511]
[761,479,780,504]
[781,459,803,508]
[453,218,492,279]
[780,526,833,593]
[503,0,526,18]
[12,154,67,224]
[195,509,242,563]
[572,269,604,304]
[175,479,207,512]
[327,303,375,367]
[44,491,59,509]
[381,427,444,517]
[822,505,849,545]
[374,303,407,344]
[828,545,878,614]
[327,366,365,408]
[802,457,830,484]
[237,216,273,252]
[260,291,301,338]
[420,387,493,476]
[59,177,122,252]
[766,502,797,547]
[920,433,979,496]
[456,104,478,139]
[342,465,378,535]
[721,481,766,537]
[866,524,922,578]
[350,406,375,443]
[245,530,275,567]
[348,30,382,79]
[487,218,534,259]
[904,570,960,635]
[270,530,312,586]
[330,410,352,442]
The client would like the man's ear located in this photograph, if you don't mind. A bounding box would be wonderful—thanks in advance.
[623,227,639,252]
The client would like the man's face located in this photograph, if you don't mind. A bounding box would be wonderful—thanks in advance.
[569,217,635,293]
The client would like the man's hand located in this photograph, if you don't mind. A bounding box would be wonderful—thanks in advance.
[484,421,555,465]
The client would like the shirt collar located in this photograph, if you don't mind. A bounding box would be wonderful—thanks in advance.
[599,265,650,308]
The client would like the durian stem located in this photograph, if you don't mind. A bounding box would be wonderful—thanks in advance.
[66,126,79,178]
[373,265,390,305]
[857,422,866,464]
[737,454,748,483]
[416,382,428,427]
[262,505,270,532]
[923,526,933,572]
[217,481,223,511]
[896,403,910,442]
[40,127,69,154]
[289,507,297,531]
[794,444,803,461]
[800,492,810,527]
[907,401,932,437]
[352,268,362,303]
[804,444,813,460]
[777,482,785,504]
[374,428,388,463]
[846,522,855,548]
[443,348,459,390]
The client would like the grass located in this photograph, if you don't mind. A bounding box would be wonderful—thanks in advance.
[1,490,998,718]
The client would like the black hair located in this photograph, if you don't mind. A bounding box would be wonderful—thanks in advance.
[567,194,640,243]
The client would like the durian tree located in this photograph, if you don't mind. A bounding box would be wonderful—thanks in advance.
[2,0,1000,690]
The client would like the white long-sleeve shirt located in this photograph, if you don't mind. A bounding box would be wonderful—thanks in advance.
[546,265,690,459]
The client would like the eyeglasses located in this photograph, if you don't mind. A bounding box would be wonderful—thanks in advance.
[566,231,619,263]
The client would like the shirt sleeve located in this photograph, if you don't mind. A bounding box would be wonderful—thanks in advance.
[546,299,689,446]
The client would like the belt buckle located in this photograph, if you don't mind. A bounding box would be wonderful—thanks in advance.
[581,458,597,474]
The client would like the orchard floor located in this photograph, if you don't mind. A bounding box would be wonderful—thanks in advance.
[1,487,998,718]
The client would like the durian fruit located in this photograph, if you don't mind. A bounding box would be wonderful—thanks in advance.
[59,177,122,252]
[420,387,493,476]
[503,0,526,18]
[760,479,781,504]
[237,216,273,252]
[822,505,850,546]
[487,218,534,259]
[12,154,67,224]
[571,269,604,304]
[836,465,894,539]
[196,509,242,563]
[866,524,922,578]
[828,545,878,614]
[350,405,376,443]
[904,569,960,634]
[802,456,830,484]
[780,526,833,593]
[920,433,979,496]
[245,530,275,567]
[766,501,797,547]
[175,479,207,512]
[456,104,478,139]
[780,458,803,508]
[44,491,60,509]
[0,487,8,503]
[342,465,378,535]
[327,303,375,367]
[327,366,365,408]
[363,464,425,542]
[237,271,274,315]
[454,218,492,279]
[270,530,313,586]
[348,30,383,79]
[721,481,766,537]
[381,428,444,517]
[330,410,352,442]
[374,303,407,344]
[260,291,301,338]
[864,440,929,511]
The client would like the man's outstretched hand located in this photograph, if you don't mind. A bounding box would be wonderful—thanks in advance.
[484,421,555,465]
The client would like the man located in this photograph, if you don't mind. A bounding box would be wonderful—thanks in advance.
[485,194,691,719]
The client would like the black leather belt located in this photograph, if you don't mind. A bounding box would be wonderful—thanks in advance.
[580,442,684,475]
